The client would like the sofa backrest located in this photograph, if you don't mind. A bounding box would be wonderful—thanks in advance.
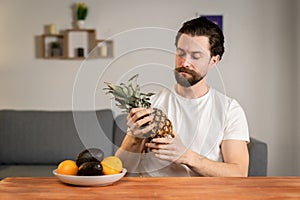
[0,109,114,165]
[113,114,128,153]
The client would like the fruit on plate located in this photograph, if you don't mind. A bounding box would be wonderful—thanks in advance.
[77,161,103,176]
[101,156,123,175]
[57,160,78,175]
[76,148,104,167]
[104,74,174,140]
[56,149,124,176]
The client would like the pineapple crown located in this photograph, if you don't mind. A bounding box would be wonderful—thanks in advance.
[104,74,155,113]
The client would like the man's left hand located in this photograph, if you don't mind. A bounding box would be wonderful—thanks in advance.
[145,132,191,164]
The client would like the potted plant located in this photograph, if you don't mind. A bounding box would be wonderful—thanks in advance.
[76,2,88,29]
[50,42,62,57]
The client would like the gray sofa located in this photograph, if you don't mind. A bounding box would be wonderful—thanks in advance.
[0,110,267,179]
[0,109,115,179]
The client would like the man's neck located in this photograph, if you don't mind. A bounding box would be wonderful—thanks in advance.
[175,79,210,99]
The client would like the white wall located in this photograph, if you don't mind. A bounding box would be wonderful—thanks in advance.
[0,0,299,176]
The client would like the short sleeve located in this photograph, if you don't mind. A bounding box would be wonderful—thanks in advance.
[223,99,250,142]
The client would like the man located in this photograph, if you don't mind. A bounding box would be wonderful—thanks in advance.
[116,17,249,177]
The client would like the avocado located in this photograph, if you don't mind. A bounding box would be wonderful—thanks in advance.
[77,161,103,176]
[76,148,104,167]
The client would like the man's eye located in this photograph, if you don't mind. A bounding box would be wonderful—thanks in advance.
[192,53,202,59]
[176,51,185,57]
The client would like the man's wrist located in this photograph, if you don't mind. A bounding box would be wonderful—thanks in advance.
[127,131,147,142]
[120,132,147,153]
[183,149,204,168]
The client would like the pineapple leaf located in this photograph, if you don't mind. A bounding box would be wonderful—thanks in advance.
[104,83,128,99]
[141,92,155,97]
[103,74,155,111]
[128,74,139,83]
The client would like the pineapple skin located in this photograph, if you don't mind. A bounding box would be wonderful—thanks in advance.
[149,108,174,139]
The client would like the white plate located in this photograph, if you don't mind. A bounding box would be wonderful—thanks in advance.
[53,168,127,186]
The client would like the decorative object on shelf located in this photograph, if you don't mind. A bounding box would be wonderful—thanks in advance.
[97,40,114,58]
[77,47,84,57]
[48,24,57,34]
[100,45,108,57]
[50,41,62,57]
[76,2,88,29]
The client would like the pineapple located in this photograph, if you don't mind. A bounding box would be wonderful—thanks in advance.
[104,74,174,140]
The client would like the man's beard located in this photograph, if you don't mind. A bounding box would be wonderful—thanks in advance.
[174,67,205,87]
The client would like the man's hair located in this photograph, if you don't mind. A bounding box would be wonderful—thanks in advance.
[175,17,225,60]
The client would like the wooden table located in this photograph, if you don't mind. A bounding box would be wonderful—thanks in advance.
[1,176,300,199]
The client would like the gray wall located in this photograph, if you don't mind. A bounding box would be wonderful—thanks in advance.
[0,0,299,176]
[296,0,300,176]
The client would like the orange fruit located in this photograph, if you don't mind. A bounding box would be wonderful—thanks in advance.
[57,160,78,175]
[101,156,123,175]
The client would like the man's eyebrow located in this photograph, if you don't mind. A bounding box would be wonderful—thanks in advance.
[176,47,185,51]
[176,47,204,54]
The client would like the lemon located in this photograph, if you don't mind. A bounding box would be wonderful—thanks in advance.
[101,156,123,175]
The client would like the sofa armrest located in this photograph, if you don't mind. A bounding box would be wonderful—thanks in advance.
[247,137,268,176]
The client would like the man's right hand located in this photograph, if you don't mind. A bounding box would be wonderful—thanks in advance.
[127,107,154,138]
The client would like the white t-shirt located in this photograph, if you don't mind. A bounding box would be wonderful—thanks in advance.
[137,87,249,176]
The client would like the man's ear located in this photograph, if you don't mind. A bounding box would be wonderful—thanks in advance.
[209,55,220,69]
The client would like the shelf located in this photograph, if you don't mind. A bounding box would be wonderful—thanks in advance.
[42,34,64,59]
[64,29,97,59]
[93,40,114,58]
[41,29,114,60]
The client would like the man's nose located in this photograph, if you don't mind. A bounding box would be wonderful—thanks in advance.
[182,56,192,67]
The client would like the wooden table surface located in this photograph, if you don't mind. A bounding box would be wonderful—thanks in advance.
[1,176,300,199]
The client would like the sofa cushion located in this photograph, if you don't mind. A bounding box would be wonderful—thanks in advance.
[0,109,114,165]
[0,165,56,179]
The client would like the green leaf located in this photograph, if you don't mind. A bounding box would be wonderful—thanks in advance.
[103,74,154,110]
[128,74,138,83]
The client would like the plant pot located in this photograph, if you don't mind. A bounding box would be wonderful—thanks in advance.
[77,20,85,29]
[51,48,62,57]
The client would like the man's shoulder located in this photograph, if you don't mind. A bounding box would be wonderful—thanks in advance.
[151,87,174,103]
[210,88,233,102]
[210,88,244,111]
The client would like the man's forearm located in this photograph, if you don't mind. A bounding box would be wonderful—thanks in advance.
[182,150,248,177]
[118,132,147,153]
